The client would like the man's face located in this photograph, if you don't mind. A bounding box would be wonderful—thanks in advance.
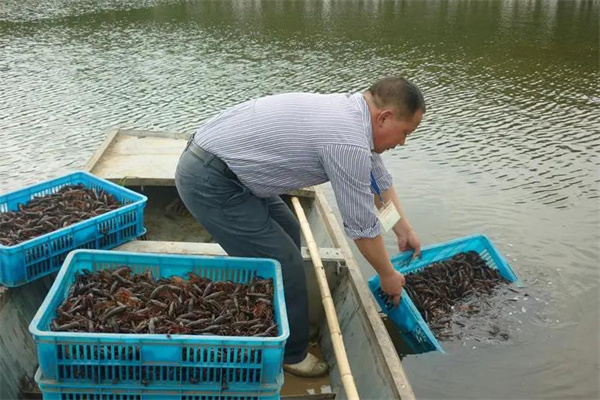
[373,109,423,154]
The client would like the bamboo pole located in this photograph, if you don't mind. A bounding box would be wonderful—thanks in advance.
[291,197,360,400]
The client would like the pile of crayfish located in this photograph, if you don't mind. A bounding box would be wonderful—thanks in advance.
[51,267,277,337]
[0,184,121,246]
[404,251,510,337]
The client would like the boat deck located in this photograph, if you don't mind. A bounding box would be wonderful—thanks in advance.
[86,130,188,186]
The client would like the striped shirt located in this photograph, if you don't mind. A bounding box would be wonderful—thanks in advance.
[192,92,393,240]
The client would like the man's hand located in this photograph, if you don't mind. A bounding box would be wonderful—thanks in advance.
[395,223,421,259]
[380,269,405,307]
[354,235,405,307]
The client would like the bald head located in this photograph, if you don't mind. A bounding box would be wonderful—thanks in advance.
[367,76,426,120]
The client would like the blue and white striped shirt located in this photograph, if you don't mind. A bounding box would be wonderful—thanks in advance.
[193,92,393,240]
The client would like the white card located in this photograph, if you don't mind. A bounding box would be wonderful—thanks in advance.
[377,200,401,232]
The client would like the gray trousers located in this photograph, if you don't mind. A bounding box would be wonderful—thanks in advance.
[174,144,309,364]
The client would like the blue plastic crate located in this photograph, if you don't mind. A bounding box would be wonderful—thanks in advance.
[29,250,289,391]
[36,368,281,400]
[0,171,147,287]
[368,234,522,354]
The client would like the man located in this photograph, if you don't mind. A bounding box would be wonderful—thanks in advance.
[175,76,425,377]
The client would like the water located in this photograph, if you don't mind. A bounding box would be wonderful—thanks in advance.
[1,0,598,398]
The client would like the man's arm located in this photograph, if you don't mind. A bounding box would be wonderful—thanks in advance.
[319,144,406,306]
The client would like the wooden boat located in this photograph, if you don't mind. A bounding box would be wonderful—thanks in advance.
[0,128,415,400]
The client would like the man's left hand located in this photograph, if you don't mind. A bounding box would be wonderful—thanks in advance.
[395,224,421,259]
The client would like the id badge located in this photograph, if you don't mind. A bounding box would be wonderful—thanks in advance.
[377,200,401,232]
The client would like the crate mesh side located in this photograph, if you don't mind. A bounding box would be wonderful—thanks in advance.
[25,242,50,263]
[55,344,265,386]
[53,235,75,253]
[58,344,141,361]
[183,397,258,400]
[61,395,141,400]
[191,268,258,284]
[58,344,141,383]
[98,218,118,248]
[26,253,54,279]
[32,183,69,199]
[412,326,429,344]
[27,257,50,279]
[99,232,117,248]
[183,346,263,385]
[120,211,138,240]
[183,365,222,385]
[25,232,74,266]
[479,249,497,269]
[374,287,393,312]
[79,240,99,250]
[224,368,262,385]
[26,237,100,280]
[55,396,260,400]
[183,346,262,364]
[58,364,224,386]
[122,225,137,239]
[99,219,118,234]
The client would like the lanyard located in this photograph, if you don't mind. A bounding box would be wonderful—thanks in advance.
[370,172,385,203]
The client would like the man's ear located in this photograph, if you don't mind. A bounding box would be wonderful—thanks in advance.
[379,109,394,124]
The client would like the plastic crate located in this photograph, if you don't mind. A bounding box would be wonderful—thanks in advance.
[368,234,522,354]
[35,368,281,400]
[0,171,147,287]
[29,250,289,391]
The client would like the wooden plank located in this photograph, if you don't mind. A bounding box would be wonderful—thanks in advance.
[118,128,190,140]
[115,240,344,263]
[282,394,336,400]
[90,135,187,186]
[314,187,416,400]
[285,188,316,198]
[106,136,186,155]
[103,176,175,186]
[83,127,120,172]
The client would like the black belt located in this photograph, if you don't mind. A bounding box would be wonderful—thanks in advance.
[185,141,239,181]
